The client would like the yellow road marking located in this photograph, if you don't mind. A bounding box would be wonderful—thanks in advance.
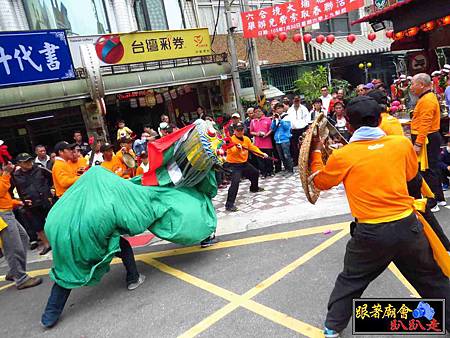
[388,263,420,298]
[144,229,349,337]
[137,222,349,260]
[0,223,348,282]
[0,283,14,292]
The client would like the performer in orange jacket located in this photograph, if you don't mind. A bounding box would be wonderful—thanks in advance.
[52,142,80,198]
[225,122,268,212]
[310,96,450,337]
[410,73,445,210]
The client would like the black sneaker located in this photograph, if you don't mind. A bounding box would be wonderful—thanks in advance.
[30,241,39,250]
[250,187,265,193]
[226,206,238,212]
[200,235,218,248]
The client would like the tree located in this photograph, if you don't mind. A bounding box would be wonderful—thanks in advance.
[294,65,328,104]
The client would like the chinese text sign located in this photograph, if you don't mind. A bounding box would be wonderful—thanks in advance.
[0,30,75,88]
[353,299,445,334]
[94,28,212,66]
[241,0,365,38]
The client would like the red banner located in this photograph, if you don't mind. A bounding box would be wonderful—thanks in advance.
[241,0,365,38]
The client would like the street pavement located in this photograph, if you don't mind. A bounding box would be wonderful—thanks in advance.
[0,172,449,338]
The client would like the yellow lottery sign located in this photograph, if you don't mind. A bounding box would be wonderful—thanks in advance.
[94,28,211,65]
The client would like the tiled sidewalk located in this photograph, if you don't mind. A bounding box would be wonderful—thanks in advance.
[213,168,346,218]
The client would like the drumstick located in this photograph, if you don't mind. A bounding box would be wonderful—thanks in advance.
[230,143,279,162]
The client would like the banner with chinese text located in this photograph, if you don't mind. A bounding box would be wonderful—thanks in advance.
[241,0,365,38]
[93,28,212,66]
[0,30,75,88]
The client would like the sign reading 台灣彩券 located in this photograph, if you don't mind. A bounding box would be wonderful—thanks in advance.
[241,0,365,38]
[92,28,212,66]
[0,30,76,88]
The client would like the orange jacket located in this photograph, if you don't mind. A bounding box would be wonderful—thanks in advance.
[0,174,21,210]
[52,158,80,197]
[67,157,88,175]
[101,156,127,177]
[312,136,417,223]
[226,135,265,164]
[411,91,440,145]
[379,113,404,136]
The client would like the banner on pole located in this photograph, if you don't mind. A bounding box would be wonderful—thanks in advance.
[241,0,365,38]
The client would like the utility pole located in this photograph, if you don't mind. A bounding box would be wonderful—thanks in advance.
[240,0,264,108]
[224,0,244,116]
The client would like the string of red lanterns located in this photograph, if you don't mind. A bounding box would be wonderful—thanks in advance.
[391,14,450,41]
[264,32,377,44]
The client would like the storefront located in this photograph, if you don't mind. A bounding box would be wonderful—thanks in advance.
[0,29,234,155]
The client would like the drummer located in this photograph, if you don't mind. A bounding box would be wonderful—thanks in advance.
[100,143,129,178]
[309,96,450,337]
[116,138,136,178]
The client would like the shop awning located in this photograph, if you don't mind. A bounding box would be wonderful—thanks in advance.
[351,0,445,32]
[0,63,232,113]
[103,63,232,95]
[306,36,391,61]
[240,85,285,102]
[352,0,417,25]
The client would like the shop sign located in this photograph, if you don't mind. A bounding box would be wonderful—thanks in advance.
[374,0,388,10]
[93,28,211,66]
[0,29,75,87]
[408,51,428,74]
[241,0,365,38]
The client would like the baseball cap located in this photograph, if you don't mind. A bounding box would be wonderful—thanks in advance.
[159,122,169,130]
[54,141,76,153]
[363,83,375,90]
[431,71,440,76]
[234,122,245,130]
[16,153,33,162]
[366,89,388,106]
[231,113,240,118]
[100,143,114,152]
[346,96,381,127]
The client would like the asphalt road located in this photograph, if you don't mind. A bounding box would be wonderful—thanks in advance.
[1,209,450,338]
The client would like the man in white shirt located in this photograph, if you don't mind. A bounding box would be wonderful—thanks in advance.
[34,145,51,169]
[320,86,332,112]
[286,96,311,165]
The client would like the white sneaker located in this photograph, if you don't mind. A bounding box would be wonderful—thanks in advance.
[430,205,440,213]
[438,201,447,206]
[127,274,146,291]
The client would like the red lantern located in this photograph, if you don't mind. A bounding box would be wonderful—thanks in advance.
[316,34,325,44]
[326,34,335,44]
[266,33,276,41]
[406,26,419,37]
[385,30,394,39]
[394,31,405,40]
[420,20,436,32]
[441,15,450,26]
[368,33,376,41]
[347,34,356,44]
[278,32,288,42]
[292,33,302,43]
[303,33,312,44]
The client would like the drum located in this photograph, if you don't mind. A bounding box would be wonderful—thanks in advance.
[122,153,136,168]
[299,113,348,204]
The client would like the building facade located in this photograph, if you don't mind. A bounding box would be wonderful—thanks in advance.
[0,0,234,155]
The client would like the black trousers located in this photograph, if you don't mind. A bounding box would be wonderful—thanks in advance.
[290,127,308,166]
[407,173,450,250]
[442,168,450,186]
[225,162,259,208]
[257,149,273,176]
[325,214,450,332]
[412,132,445,203]
[271,135,282,172]
[41,236,139,326]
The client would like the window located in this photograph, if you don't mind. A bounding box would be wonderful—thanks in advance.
[135,0,169,31]
[23,0,110,36]
[314,13,361,37]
